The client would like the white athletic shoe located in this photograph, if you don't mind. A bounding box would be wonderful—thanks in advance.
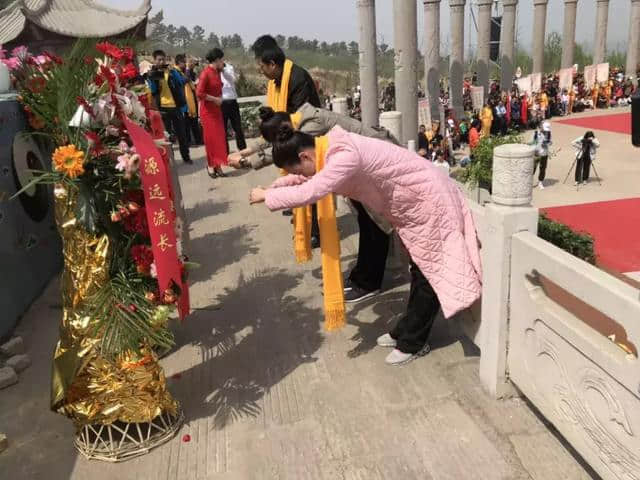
[538,181,545,189]
[385,349,414,365]
[376,333,397,348]
[574,181,579,186]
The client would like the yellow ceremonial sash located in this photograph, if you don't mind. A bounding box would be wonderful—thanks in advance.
[266,59,293,112]
[310,136,345,330]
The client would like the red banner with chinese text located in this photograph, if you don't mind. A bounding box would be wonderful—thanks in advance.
[124,118,190,320]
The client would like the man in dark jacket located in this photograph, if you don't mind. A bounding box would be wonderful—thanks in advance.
[146,49,192,163]
[252,35,322,246]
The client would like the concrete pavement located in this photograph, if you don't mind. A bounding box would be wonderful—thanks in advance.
[0,146,597,479]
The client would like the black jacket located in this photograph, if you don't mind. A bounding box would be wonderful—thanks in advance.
[147,67,187,111]
[276,63,321,113]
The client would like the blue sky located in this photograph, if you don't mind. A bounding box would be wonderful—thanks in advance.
[103,0,631,54]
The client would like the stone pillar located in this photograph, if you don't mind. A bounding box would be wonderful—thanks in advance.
[500,0,518,90]
[379,111,403,144]
[476,0,493,101]
[480,144,538,398]
[561,0,578,68]
[332,97,349,115]
[393,0,418,145]
[593,0,610,64]
[449,0,466,119]
[627,0,640,85]
[532,0,548,74]
[357,0,379,128]
[423,0,441,119]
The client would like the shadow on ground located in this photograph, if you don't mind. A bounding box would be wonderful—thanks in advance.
[185,200,230,224]
[171,268,324,430]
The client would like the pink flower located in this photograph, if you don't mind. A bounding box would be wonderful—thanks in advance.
[150,262,158,279]
[118,141,129,153]
[2,57,20,70]
[115,152,140,179]
[10,46,28,58]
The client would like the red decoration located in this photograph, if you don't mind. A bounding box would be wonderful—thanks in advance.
[182,434,191,443]
[124,118,189,320]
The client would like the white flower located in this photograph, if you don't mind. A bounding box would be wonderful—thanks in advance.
[150,262,157,279]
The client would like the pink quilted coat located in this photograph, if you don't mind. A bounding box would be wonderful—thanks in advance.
[265,127,482,318]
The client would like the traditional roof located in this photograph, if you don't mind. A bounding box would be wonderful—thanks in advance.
[0,0,151,45]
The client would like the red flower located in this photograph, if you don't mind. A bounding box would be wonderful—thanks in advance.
[120,63,138,82]
[93,73,104,87]
[99,65,117,90]
[123,189,145,206]
[123,208,149,236]
[84,131,104,155]
[122,47,135,62]
[43,51,63,65]
[27,76,46,94]
[84,56,95,66]
[76,96,95,118]
[96,41,123,60]
[131,244,154,270]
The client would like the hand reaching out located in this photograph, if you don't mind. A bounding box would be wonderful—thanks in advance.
[249,187,266,205]
[228,152,243,168]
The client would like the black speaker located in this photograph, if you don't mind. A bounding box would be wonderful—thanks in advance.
[632,92,640,147]
[490,16,502,63]
[0,98,61,338]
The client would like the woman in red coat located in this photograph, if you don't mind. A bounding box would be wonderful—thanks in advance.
[196,48,228,178]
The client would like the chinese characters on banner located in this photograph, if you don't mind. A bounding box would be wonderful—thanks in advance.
[558,68,573,91]
[596,63,610,83]
[470,86,484,111]
[515,75,532,96]
[418,99,432,129]
[124,118,190,320]
[584,65,597,89]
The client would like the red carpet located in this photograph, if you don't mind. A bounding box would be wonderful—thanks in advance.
[542,198,640,274]
[556,112,631,135]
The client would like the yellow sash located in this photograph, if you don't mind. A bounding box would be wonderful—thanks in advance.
[266,59,293,112]
[314,136,345,331]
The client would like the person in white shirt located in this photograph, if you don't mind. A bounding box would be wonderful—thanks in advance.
[220,62,247,151]
[433,150,450,175]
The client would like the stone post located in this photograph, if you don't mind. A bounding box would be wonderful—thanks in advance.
[332,97,349,115]
[593,0,610,64]
[561,0,578,68]
[450,0,466,119]
[500,0,518,90]
[480,144,538,398]
[357,0,379,128]
[393,0,418,145]
[476,0,493,102]
[379,111,403,144]
[423,0,441,119]
[627,0,640,85]
[532,0,549,74]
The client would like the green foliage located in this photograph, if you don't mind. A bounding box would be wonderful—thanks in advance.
[459,132,523,188]
[235,71,264,97]
[515,47,533,76]
[239,103,262,138]
[538,214,596,264]
[574,43,593,70]
[606,50,626,69]
[85,273,175,359]
[544,31,563,74]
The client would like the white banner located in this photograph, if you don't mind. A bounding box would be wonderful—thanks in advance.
[530,72,542,93]
[515,75,532,96]
[470,86,484,111]
[596,62,610,83]
[418,98,432,129]
[584,65,597,89]
[558,67,573,91]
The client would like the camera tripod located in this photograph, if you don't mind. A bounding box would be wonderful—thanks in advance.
[562,151,602,190]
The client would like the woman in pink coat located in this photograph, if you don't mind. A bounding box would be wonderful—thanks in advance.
[250,125,482,366]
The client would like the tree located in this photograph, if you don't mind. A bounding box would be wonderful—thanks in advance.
[149,9,164,24]
[320,41,330,55]
[166,24,177,46]
[230,34,244,49]
[348,41,359,55]
[543,31,562,74]
[574,43,592,71]
[379,43,389,54]
[275,35,286,47]
[207,33,220,48]
[176,26,191,49]
[192,25,205,43]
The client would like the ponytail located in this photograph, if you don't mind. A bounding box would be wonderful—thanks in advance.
[272,124,315,168]
[258,106,291,142]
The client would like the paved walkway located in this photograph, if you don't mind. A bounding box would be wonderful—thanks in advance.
[0,147,597,479]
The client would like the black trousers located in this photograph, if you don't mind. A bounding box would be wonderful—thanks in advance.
[160,108,191,162]
[185,115,202,145]
[575,154,591,182]
[390,262,441,354]
[348,200,389,291]
[534,155,548,181]
[222,99,247,151]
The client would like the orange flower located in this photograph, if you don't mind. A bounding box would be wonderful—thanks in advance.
[52,144,85,178]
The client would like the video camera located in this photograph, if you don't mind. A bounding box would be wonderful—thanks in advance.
[148,64,169,80]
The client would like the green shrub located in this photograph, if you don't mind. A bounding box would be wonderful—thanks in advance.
[459,132,523,189]
[538,214,597,264]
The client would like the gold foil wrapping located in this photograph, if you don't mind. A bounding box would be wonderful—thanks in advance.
[51,186,178,426]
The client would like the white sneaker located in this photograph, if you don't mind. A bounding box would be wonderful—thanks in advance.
[574,181,579,186]
[376,333,397,348]
[385,349,415,365]
[538,181,545,189]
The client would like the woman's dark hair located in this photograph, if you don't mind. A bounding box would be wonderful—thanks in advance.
[584,130,595,139]
[272,124,315,168]
[258,107,291,142]
[206,48,224,63]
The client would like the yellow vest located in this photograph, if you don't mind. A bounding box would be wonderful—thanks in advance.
[159,71,176,108]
